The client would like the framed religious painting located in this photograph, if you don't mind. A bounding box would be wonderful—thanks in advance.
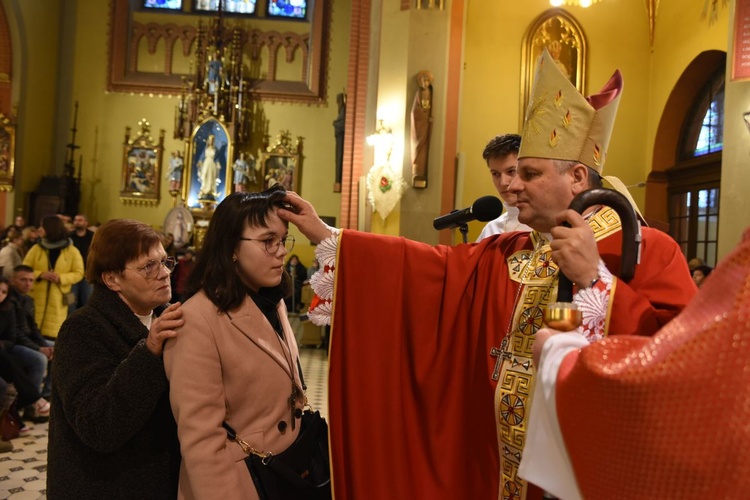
[520,9,587,128]
[120,119,165,205]
[163,204,194,249]
[0,114,15,192]
[260,130,302,193]
[184,117,232,211]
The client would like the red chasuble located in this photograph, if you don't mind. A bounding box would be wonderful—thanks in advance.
[554,228,750,498]
[326,221,695,500]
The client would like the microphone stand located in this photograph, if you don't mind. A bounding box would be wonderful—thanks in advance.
[458,223,469,244]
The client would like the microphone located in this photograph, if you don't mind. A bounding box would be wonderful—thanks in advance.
[433,196,503,230]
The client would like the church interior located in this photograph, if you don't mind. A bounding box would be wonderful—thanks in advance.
[0,0,746,497]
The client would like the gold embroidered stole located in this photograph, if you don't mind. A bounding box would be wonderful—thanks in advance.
[494,207,622,500]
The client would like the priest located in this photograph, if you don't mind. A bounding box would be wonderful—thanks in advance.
[279,50,696,500]
[521,227,750,499]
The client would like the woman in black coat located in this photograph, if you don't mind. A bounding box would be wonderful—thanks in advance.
[47,219,184,499]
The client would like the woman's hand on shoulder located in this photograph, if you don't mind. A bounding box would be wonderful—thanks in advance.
[146,302,184,357]
[278,191,335,245]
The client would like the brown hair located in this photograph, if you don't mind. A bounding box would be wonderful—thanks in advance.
[86,219,163,285]
[42,215,68,243]
[482,134,521,164]
[187,185,291,312]
[3,227,22,244]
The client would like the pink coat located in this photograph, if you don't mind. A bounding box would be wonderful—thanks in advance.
[164,291,305,500]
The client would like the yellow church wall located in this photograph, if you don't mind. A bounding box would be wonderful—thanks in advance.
[459,0,652,241]
[721,0,750,259]
[45,0,350,269]
[646,0,729,165]
[458,0,730,242]
[9,0,62,202]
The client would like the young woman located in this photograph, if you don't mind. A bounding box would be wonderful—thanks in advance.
[165,186,311,499]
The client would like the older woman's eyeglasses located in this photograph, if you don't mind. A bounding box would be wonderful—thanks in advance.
[126,257,177,280]
[240,235,295,254]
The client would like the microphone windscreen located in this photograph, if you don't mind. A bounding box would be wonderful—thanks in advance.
[472,196,503,222]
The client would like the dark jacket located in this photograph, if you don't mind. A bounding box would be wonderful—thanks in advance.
[0,302,17,351]
[6,288,45,351]
[47,284,180,499]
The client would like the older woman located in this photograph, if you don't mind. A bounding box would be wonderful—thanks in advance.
[165,186,320,499]
[47,219,184,499]
[22,215,84,339]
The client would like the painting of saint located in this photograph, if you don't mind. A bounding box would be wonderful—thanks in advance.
[125,148,157,194]
[263,156,296,192]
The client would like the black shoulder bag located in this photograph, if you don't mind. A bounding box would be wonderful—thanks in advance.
[223,360,331,500]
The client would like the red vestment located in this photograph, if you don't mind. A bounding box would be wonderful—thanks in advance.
[554,228,750,498]
[327,223,695,499]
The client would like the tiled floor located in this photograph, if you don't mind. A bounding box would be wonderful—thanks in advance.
[0,347,329,500]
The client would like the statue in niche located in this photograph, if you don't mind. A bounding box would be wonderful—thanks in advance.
[332,92,346,192]
[205,50,224,95]
[410,70,433,189]
[232,151,256,192]
[166,150,184,192]
[197,134,221,199]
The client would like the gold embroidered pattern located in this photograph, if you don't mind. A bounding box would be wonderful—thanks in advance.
[495,210,622,500]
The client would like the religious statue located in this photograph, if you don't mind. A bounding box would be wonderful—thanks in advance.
[410,70,433,189]
[198,134,221,199]
[232,152,255,192]
[205,51,224,95]
[166,150,184,192]
[332,92,346,192]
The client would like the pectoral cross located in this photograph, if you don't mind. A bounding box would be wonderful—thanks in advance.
[490,338,512,381]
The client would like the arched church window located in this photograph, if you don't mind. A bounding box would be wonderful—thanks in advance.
[679,67,724,158]
[667,64,724,267]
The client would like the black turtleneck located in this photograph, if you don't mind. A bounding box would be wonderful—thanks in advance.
[247,285,285,339]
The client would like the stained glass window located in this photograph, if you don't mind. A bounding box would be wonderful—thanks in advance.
[680,66,724,159]
[144,0,183,9]
[194,0,257,14]
[267,0,307,19]
[669,63,724,267]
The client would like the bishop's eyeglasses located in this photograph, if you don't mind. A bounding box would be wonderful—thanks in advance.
[240,235,295,254]
[126,257,177,280]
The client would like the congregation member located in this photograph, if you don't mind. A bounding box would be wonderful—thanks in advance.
[10,264,55,400]
[476,133,531,241]
[691,263,712,287]
[277,50,696,499]
[0,227,25,278]
[521,227,750,498]
[0,275,50,421]
[68,214,95,310]
[165,187,328,499]
[47,219,183,499]
[22,215,84,340]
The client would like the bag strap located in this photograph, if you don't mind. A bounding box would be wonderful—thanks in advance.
[222,420,322,488]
